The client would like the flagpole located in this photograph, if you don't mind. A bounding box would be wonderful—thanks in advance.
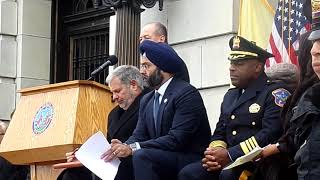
[288,0,292,61]
[281,0,285,61]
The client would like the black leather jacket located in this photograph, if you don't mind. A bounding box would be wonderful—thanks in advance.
[291,83,320,179]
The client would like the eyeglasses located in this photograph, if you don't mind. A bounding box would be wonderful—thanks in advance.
[140,63,152,70]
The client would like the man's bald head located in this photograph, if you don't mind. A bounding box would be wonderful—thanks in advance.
[140,22,168,43]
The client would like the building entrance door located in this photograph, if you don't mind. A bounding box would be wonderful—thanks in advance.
[51,0,114,84]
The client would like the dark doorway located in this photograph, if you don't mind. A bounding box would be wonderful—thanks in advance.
[51,0,115,84]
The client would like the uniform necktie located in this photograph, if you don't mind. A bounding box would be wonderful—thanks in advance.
[153,91,160,130]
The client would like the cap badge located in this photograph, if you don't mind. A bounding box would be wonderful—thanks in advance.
[249,103,260,113]
[233,36,241,49]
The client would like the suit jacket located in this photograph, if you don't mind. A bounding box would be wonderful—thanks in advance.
[126,77,211,154]
[107,88,149,143]
[211,73,290,160]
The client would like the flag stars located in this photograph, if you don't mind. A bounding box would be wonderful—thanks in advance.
[283,26,287,31]
[277,15,282,21]
[297,21,301,26]
[291,9,295,14]
[270,0,309,65]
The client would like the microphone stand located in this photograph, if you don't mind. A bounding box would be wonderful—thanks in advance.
[87,76,94,81]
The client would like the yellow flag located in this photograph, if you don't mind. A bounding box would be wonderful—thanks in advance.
[238,0,275,48]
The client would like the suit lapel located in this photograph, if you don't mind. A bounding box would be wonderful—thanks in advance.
[231,73,268,111]
[225,89,241,114]
[156,78,177,135]
[232,90,257,111]
[157,93,171,135]
[110,104,137,138]
[108,106,123,138]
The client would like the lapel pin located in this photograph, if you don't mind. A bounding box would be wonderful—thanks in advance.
[164,98,168,103]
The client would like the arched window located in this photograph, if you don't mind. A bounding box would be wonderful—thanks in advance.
[74,0,97,13]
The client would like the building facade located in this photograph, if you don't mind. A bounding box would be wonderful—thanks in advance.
[0,0,277,130]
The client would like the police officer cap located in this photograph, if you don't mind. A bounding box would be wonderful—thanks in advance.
[139,40,183,73]
[228,36,274,63]
[308,0,320,41]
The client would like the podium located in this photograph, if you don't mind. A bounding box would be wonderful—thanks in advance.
[0,80,116,180]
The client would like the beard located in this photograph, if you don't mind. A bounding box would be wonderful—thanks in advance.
[147,68,163,88]
[118,89,135,110]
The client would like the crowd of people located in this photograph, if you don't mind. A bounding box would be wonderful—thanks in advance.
[3,1,320,180]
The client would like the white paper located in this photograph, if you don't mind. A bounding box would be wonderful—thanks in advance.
[75,131,120,180]
[223,146,263,170]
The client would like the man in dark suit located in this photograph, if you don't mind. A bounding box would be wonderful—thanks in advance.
[102,40,211,180]
[58,65,146,180]
[178,36,291,180]
[139,22,190,83]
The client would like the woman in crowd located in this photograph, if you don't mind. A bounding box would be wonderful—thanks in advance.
[254,31,319,180]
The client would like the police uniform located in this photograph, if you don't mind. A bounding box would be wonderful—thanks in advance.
[178,36,290,180]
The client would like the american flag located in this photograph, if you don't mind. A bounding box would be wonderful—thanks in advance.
[266,0,310,67]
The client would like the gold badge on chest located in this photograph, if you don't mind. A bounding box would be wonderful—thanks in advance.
[249,103,260,113]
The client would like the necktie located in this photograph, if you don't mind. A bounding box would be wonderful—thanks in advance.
[153,91,160,130]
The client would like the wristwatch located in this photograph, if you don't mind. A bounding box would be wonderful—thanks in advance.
[275,142,280,149]
[129,143,138,153]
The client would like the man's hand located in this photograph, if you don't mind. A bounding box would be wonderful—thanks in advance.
[258,144,280,160]
[100,139,132,162]
[66,148,79,162]
[209,148,231,168]
[202,147,222,171]
[202,147,231,171]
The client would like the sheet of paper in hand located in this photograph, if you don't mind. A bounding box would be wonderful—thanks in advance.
[223,146,263,170]
[75,131,121,180]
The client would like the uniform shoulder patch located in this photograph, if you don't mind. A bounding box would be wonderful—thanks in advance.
[272,88,291,107]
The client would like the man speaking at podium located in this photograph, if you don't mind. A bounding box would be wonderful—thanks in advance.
[58,65,147,180]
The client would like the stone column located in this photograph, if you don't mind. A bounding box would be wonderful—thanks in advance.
[115,5,141,66]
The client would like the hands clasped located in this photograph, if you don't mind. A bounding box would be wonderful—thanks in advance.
[202,147,231,171]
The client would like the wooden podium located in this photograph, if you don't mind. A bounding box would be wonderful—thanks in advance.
[0,80,116,180]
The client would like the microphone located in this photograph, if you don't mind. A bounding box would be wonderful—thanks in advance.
[88,55,118,80]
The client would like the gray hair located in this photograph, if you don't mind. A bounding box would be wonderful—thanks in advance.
[106,65,145,89]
